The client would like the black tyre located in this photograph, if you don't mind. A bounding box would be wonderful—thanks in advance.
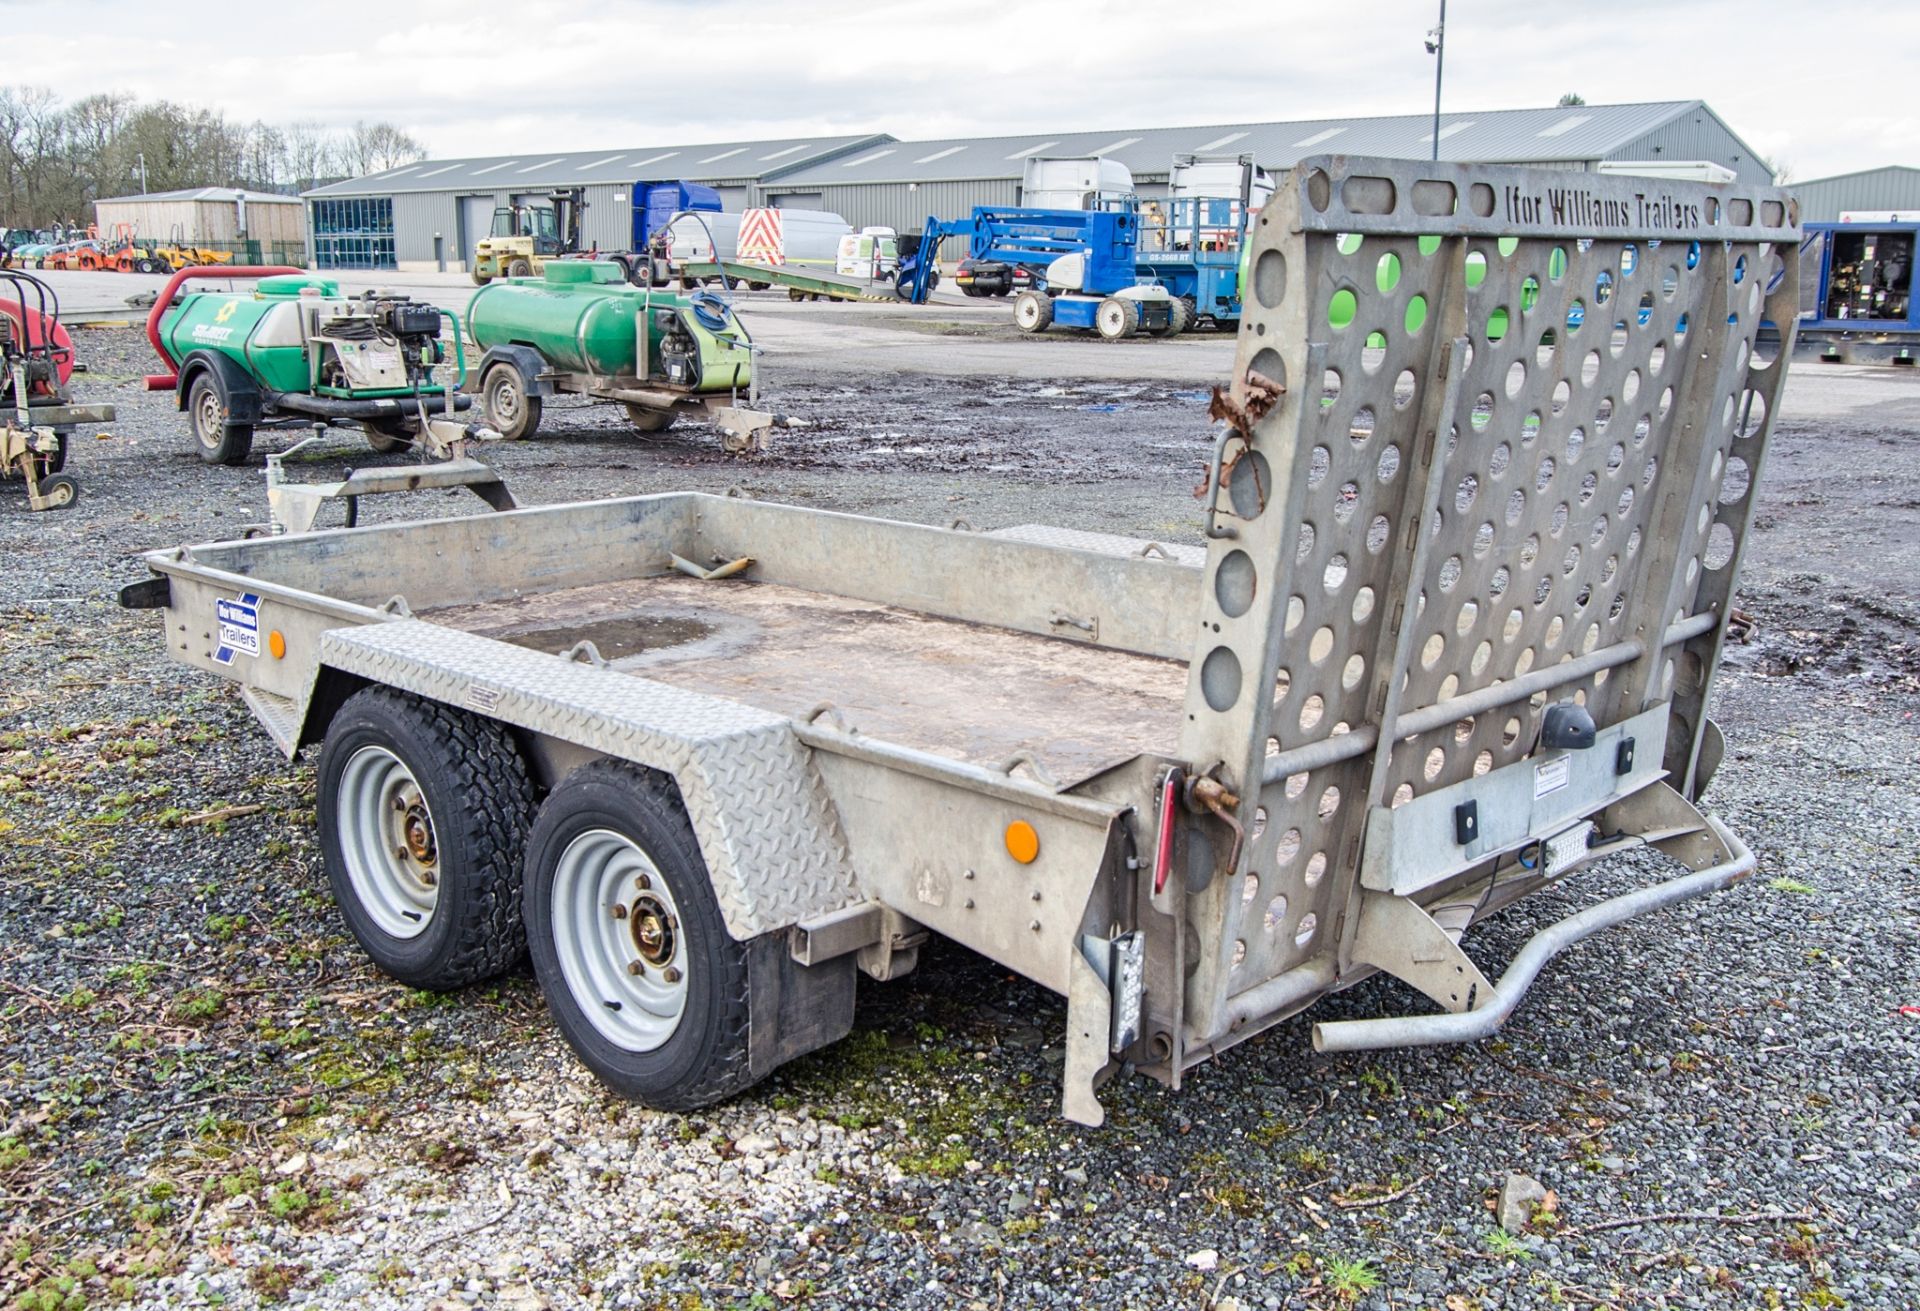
[506,258,534,279]
[37,431,67,475]
[187,373,253,465]
[364,419,413,454]
[623,403,677,433]
[524,762,756,1111]
[1161,298,1193,337]
[1012,289,1053,334]
[317,689,537,990]
[471,269,491,286]
[38,474,77,510]
[481,362,542,440]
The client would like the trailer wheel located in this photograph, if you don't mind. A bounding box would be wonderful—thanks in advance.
[318,689,537,990]
[1096,297,1141,341]
[364,419,413,454]
[37,474,77,510]
[481,363,543,440]
[1013,290,1054,334]
[623,403,677,433]
[525,762,756,1111]
[187,374,253,465]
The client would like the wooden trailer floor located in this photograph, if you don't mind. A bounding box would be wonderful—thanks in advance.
[423,574,1189,784]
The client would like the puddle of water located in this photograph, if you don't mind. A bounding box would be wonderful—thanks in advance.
[506,613,713,660]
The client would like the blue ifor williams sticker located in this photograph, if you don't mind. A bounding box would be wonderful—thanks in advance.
[214,593,261,665]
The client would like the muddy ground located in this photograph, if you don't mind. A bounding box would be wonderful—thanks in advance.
[0,317,1916,1311]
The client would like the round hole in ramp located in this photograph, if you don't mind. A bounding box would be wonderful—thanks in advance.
[1254,249,1288,308]
[1214,549,1258,618]
[1200,646,1242,711]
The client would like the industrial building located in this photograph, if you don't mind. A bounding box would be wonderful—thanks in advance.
[94,186,305,255]
[304,100,1769,272]
[302,135,887,270]
[762,100,1771,235]
[1793,166,1920,222]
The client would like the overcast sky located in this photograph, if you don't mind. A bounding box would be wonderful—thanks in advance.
[8,0,1914,181]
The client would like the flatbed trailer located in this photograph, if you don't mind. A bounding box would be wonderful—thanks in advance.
[123,158,1799,1123]
[679,259,896,303]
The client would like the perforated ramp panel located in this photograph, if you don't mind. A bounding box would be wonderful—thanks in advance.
[1176,156,1799,1043]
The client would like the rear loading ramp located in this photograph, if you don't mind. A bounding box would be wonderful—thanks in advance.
[1169,156,1796,1068]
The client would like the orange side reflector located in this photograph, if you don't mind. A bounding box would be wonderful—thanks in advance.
[267,630,287,659]
[1005,820,1040,864]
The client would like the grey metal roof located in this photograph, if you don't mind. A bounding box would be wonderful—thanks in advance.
[767,102,1716,187]
[304,135,892,198]
[1791,165,1920,222]
[1796,164,1920,188]
[97,186,301,205]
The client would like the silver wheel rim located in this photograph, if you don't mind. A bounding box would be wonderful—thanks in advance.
[335,745,439,939]
[550,828,687,1052]
[489,374,521,427]
[194,388,222,449]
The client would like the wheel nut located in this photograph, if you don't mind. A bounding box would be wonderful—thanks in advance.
[420,870,436,886]
[627,961,644,976]
[609,903,628,919]
[634,874,651,890]
[662,967,682,984]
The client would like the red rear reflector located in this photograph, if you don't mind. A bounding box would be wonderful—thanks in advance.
[1152,770,1179,894]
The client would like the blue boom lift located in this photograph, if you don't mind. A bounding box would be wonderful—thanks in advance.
[896,207,1183,339]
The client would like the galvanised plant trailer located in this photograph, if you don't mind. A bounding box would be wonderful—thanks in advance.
[122,158,1797,1124]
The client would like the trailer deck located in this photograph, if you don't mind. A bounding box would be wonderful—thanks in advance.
[423,573,1188,785]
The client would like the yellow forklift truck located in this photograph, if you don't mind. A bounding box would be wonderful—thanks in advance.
[471,189,586,284]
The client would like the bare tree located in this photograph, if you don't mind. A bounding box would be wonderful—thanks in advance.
[0,86,430,225]
[283,120,339,193]
[342,120,426,177]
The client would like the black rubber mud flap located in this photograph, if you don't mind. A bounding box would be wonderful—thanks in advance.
[746,935,856,1081]
[118,577,171,610]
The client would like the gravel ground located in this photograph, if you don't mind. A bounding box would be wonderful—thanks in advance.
[1,320,1916,1311]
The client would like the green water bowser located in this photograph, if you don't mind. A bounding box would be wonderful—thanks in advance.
[154,273,472,465]
[466,262,756,441]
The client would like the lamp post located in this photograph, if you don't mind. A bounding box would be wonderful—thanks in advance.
[1426,0,1446,163]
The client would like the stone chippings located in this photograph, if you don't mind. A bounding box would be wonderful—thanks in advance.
[0,326,1914,1309]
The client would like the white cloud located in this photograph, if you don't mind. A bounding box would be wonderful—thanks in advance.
[6,0,1912,180]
